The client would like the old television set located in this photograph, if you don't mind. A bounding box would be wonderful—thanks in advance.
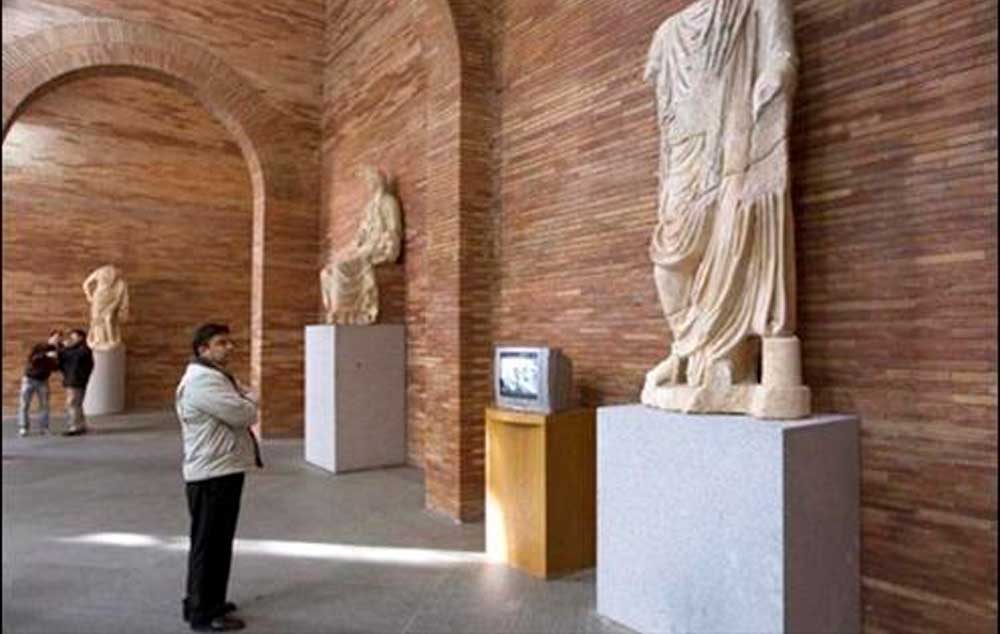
[494,346,573,414]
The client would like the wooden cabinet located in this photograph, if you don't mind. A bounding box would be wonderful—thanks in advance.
[485,406,596,578]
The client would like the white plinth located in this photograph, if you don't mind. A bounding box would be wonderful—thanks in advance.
[83,345,126,416]
[305,325,406,473]
[597,405,860,634]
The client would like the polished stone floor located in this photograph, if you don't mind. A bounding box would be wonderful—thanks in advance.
[2,411,633,634]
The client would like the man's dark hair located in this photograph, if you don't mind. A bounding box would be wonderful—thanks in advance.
[192,323,230,357]
[69,328,86,340]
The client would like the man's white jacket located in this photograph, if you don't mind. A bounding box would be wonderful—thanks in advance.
[175,361,257,482]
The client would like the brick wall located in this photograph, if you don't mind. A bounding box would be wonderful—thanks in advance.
[2,75,253,412]
[794,1,997,630]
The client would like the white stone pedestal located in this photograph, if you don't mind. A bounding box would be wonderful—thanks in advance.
[597,405,860,634]
[305,325,406,473]
[83,345,126,416]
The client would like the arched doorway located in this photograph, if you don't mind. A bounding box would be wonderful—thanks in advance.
[2,72,254,413]
[3,20,318,436]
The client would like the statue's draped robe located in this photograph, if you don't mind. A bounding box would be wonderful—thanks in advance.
[323,189,401,324]
[645,0,798,385]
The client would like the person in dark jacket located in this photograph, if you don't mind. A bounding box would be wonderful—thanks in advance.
[17,332,61,437]
[57,328,95,436]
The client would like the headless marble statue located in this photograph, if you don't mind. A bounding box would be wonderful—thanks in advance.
[84,264,129,350]
[320,166,402,325]
[641,0,810,418]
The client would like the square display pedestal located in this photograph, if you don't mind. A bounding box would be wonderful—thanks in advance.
[305,325,405,473]
[597,405,860,634]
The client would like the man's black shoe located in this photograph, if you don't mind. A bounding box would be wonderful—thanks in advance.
[190,615,245,632]
[183,601,237,622]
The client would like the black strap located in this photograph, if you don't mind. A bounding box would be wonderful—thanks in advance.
[249,430,264,468]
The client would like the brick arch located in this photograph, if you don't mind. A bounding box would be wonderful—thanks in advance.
[421,0,497,520]
[2,20,315,436]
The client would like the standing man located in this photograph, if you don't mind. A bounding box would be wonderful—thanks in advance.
[176,323,262,632]
[17,332,62,436]
[57,328,94,436]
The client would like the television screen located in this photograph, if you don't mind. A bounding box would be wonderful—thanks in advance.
[498,351,540,400]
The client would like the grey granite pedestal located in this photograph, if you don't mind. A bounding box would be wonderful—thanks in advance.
[304,325,406,473]
[597,405,859,634]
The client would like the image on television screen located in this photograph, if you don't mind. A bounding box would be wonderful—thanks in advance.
[499,351,540,400]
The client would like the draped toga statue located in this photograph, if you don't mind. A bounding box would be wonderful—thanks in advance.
[641,0,810,418]
[320,166,402,325]
[83,264,129,350]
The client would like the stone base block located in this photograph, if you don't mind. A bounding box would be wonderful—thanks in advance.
[305,325,406,474]
[641,383,811,419]
[597,404,860,634]
[83,345,126,416]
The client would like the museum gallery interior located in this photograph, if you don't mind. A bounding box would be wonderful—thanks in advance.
[2,1,996,633]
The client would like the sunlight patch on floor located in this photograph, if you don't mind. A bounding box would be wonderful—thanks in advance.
[55,532,489,567]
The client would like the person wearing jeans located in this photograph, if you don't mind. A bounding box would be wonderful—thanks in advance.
[18,335,60,436]
[56,329,94,436]
[176,323,262,632]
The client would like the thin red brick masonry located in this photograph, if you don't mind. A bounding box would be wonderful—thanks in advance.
[3,2,996,631]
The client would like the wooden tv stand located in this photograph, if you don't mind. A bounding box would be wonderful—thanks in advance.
[485,406,596,578]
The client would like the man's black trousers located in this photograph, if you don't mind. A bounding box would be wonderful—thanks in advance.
[184,472,244,626]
